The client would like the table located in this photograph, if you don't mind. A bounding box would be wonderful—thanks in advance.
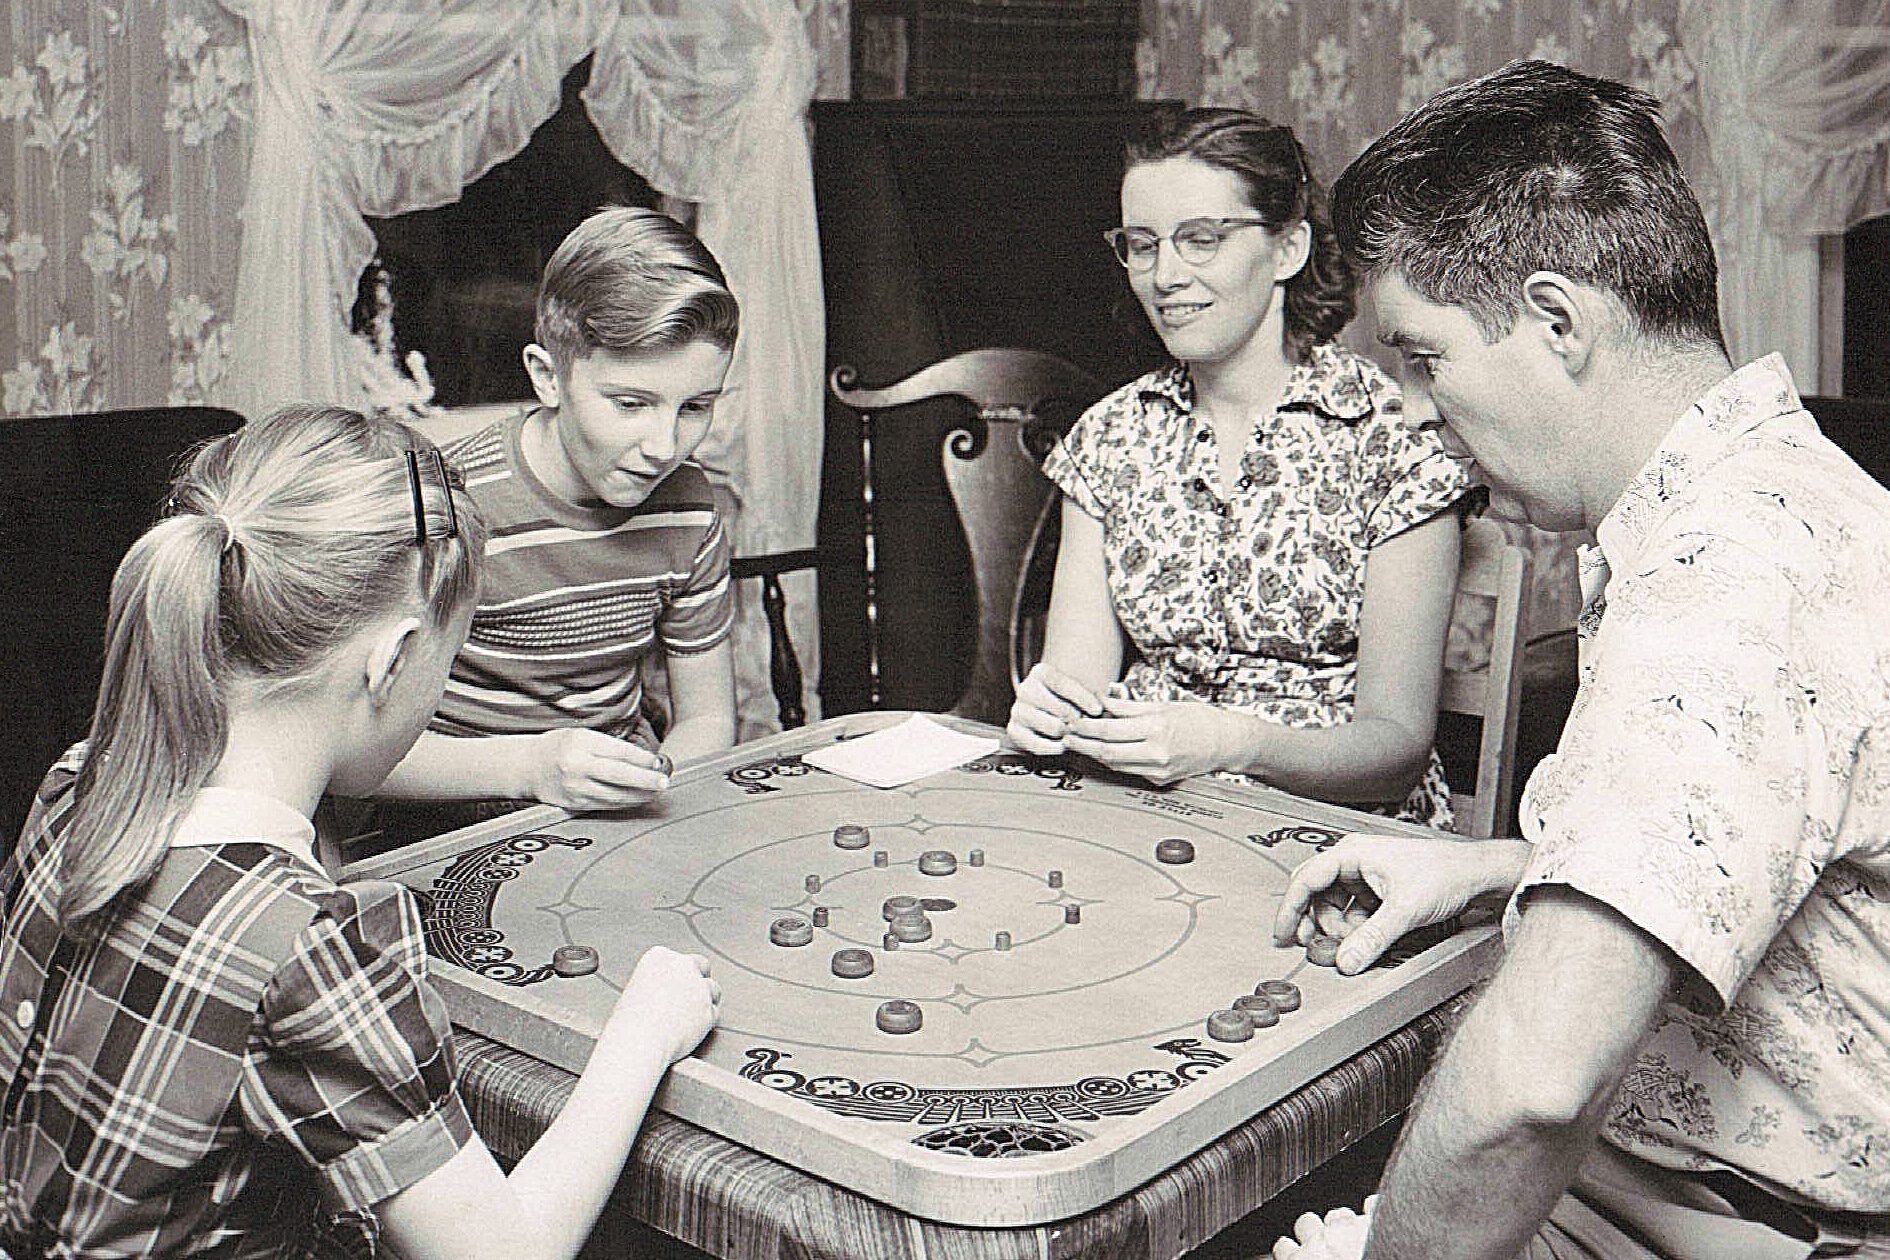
[344,713,1493,1258]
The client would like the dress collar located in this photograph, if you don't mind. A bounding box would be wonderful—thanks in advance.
[170,785,320,870]
[1594,354,1804,565]
[1137,343,1377,424]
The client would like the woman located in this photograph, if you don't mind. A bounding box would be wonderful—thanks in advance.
[1007,107,1473,826]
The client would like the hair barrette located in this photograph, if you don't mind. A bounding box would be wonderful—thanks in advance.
[404,448,460,545]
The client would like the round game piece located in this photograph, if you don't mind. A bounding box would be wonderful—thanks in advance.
[918,849,957,877]
[831,948,875,979]
[882,932,900,951]
[1232,994,1281,1027]
[1063,904,1082,925]
[1047,870,1064,889]
[882,894,921,922]
[811,906,830,928]
[833,823,871,850]
[804,873,822,894]
[769,916,814,948]
[1206,1008,1255,1042]
[967,849,985,867]
[1256,979,1301,1012]
[1306,934,1342,968]
[551,945,599,977]
[872,850,890,868]
[1155,837,1196,865]
[890,912,933,943]
[654,753,674,779]
[875,999,923,1035]
[994,931,1012,952]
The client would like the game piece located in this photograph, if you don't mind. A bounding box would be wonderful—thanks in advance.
[1206,1009,1254,1042]
[882,932,899,951]
[1064,904,1081,924]
[1232,994,1280,1026]
[811,906,830,928]
[890,911,932,943]
[1306,935,1342,968]
[918,849,957,876]
[1047,870,1063,888]
[551,945,599,977]
[1344,905,1373,928]
[804,873,822,894]
[769,916,814,948]
[967,849,985,866]
[833,823,870,850]
[654,753,674,778]
[994,930,1012,951]
[1256,979,1301,1012]
[1155,837,1196,865]
[875,999,923,1035]
[831,948,875,979]
[872,850,890,867]
[882,894,921,921]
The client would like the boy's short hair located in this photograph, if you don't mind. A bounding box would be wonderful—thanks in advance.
[534,206,740,373]
[1330,60,1724,351]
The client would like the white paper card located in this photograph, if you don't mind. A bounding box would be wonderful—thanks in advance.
[802,714,1002,789]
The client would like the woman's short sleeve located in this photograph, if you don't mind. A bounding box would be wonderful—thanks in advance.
[1360,395,1474,547]
[244,880,474,1212]
[1043,389,1134,521]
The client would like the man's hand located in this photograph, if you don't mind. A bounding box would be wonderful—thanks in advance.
[1061,693,1234,785]
[527,728,671,811]
[1271,1197,1377,1260]
[1273,834,1530,973]
[1006,662,1105,755]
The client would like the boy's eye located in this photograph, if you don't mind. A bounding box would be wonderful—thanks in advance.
[611,396,651,411]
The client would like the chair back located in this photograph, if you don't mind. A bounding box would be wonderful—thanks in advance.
[0,407,247,846]
[1440,517,1533,837]
[831,349,1103,724]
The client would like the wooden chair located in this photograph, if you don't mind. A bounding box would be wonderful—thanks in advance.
[1440,517,1533,838]
[830,349,1105,725]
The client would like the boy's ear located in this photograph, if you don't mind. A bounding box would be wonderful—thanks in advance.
[523,344,561,408]
[363,616,426,708]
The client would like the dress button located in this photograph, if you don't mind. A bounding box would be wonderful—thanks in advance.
[1190,477,1207,492]
[1236,475,1252,491]
[1195,430,1212,442]
[16,999,34,1029]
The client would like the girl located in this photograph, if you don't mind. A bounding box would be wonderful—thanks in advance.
[0,405,719,1259]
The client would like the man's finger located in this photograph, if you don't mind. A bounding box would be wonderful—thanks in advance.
[1335,912,1403,974]
[1275,851,1345,941]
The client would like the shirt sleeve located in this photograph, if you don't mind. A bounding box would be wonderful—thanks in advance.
[1041,393,1121,522]
[659,503,735,656]
[1359,391,1474,547]
[243,880,473,1212]
[1511,531,1830,1012]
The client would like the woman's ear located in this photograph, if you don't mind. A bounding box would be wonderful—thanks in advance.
[1275,220,1313,284]
[363,616,426,708]
[523,343,561,408]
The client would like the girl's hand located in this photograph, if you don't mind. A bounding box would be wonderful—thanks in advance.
[607,946,720,1064]
[1006,662,1105,755]
[528,728,670,811]
[1062,694,1234,785]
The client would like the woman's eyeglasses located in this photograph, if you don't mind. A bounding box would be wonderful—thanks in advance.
[1103,217,1273,272]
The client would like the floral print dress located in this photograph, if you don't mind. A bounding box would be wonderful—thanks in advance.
[1042,342,1473,826]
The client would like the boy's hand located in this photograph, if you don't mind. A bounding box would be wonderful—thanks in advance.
[1006,663,1106,755]
[528,728,671,811]
[608,946,720,1064]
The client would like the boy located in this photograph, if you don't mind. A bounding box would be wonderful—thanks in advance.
[380,207,739,818]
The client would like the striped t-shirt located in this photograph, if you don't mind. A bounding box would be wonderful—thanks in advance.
[433,408,734,744]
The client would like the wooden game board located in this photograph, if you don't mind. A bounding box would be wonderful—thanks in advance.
[346,713,1498,1226]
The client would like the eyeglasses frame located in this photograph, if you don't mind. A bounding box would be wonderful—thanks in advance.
[1102,217,1277,272]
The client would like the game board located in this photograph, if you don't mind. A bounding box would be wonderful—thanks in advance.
[346,713,1498,1226]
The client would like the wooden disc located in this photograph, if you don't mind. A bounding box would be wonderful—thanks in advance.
[875,999,923,1034]
[831,948,875,979]
[551,945,599,977]
[1205,1008,1254,1042]
[1256,979,1301,1012]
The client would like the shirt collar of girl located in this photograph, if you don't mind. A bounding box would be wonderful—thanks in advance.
[169,785,319,869]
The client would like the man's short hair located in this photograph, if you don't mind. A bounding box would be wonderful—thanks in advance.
[534,206,740,373]
[1330,60,1724,349]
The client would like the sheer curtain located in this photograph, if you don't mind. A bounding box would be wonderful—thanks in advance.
[218,0,825,735]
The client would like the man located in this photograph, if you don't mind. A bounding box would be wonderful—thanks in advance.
[1270,60,1890,1259]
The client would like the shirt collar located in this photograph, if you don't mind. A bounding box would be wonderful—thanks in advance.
[1594,354,1805,567]
[170,785,320,869]
[1136,344,1378,424]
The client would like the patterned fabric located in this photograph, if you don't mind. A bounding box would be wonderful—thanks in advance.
[1514,355,1890,1213]
[434,408,735,746]
[0,753,473,1258]
[1042,342,1472,826]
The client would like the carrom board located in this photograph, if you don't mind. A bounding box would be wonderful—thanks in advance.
[346,713,1498,1226]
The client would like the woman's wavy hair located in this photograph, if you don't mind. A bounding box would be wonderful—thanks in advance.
[50,404,483,927]
[1125,106,1355,363]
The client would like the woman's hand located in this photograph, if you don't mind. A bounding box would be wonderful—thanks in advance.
[527,728,671,811]
[1060,693,1237,785]
[605,946,720,1065]
[1006,662,1105,755]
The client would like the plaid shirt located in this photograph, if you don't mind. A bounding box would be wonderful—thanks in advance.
[1,752,473,1258]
